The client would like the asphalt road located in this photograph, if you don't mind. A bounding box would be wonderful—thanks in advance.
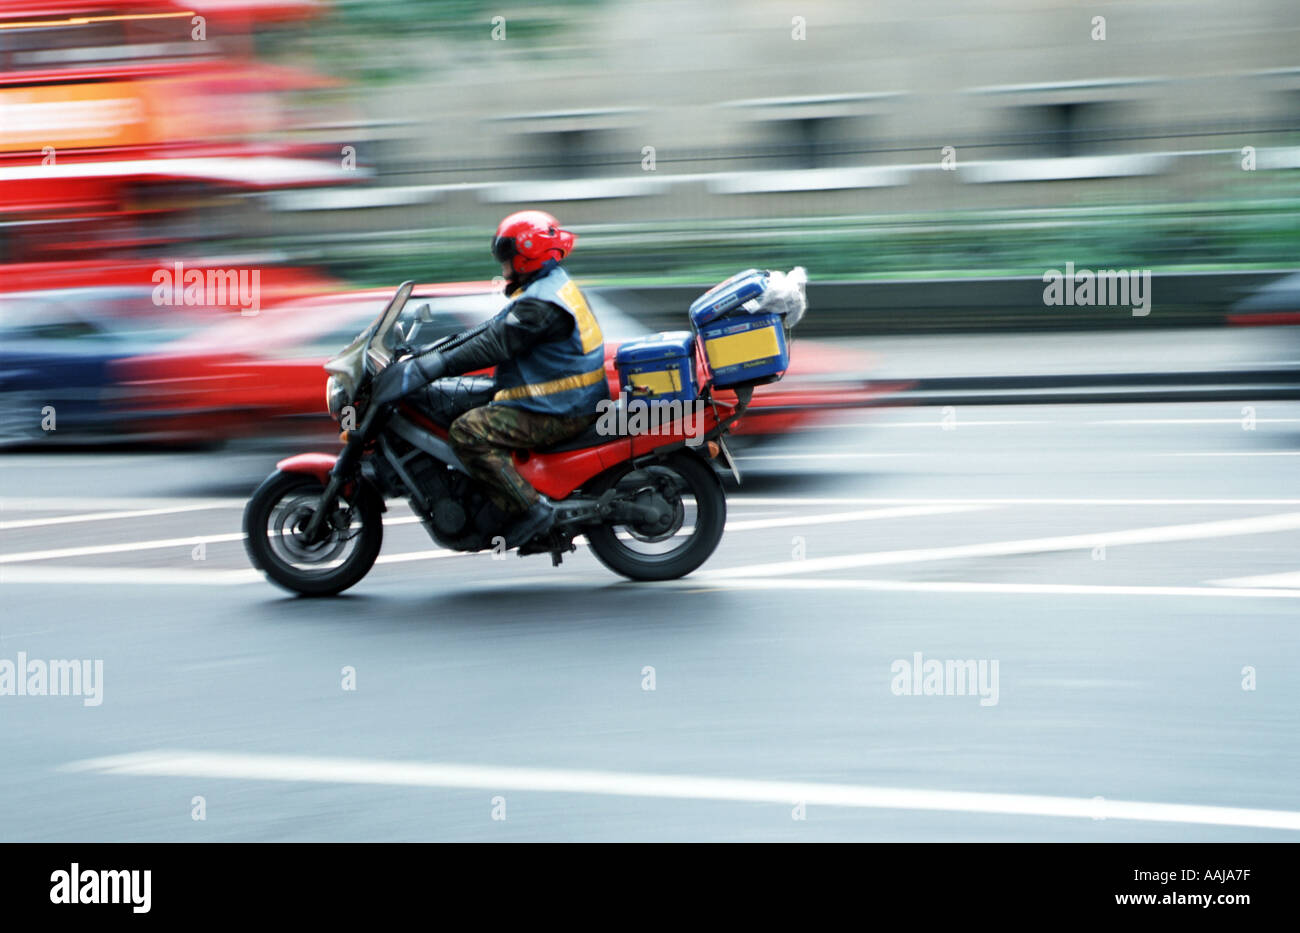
[2,399,1298,841]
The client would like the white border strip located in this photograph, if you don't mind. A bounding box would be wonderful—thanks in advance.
[677,577,1300,600]
[728,497,1300,506]
[0,503,237,531]
[700,512,1300,580]
[63,750,1300,831]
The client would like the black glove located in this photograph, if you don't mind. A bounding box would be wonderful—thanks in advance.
[369,350,447,406]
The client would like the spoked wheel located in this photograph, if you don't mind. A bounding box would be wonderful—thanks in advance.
[243,471,383,596]
[585,452,726,581]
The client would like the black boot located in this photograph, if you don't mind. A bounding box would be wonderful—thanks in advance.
[504,499,557,549]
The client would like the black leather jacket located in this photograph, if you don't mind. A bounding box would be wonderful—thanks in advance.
[420,266,574,376]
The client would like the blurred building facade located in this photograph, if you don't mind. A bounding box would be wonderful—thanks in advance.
[282,0,1300,226]
[2,0,1296,281]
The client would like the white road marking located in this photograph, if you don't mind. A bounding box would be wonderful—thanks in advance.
[0,455,179,468]
[738,452,913,460]
[838,420,1051,428]
[1089,418,1300,425]
[0,497,246,511]
[0,496,804,513]
[62,750,1300,832]
[0,506,984,565]
[375,548,472,566]
[700,512,1300,580]
[742,450,1300,463]
[0,566,262,586]
[0,515,424,564]
[0,503,237,531]
[1210,570,1300,589]
[723,504,990,531]
[0,532,247,564]
[675,578,1300,600]
[838,418,1300,428]
[729,496,1300,506]
[1157,451,1300,457]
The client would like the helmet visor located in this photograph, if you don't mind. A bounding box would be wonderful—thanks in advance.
[491,235,516,264]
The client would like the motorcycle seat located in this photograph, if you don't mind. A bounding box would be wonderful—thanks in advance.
[535,408,631,453]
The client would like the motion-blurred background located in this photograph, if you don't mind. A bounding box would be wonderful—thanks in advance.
[4,1,1300,848]
[2,0,1299,444]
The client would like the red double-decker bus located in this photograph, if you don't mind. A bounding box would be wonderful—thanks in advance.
[0,0,349,279]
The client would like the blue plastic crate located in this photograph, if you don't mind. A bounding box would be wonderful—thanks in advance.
[688,269,770,326]
[698,313,789,387]
[615,330,698,405]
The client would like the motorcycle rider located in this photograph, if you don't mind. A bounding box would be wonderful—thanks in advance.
[369,210,608,548]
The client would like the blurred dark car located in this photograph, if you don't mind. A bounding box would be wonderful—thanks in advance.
[0,287,215,445]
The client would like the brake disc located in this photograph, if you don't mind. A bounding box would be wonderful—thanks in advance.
[275,495,349,563]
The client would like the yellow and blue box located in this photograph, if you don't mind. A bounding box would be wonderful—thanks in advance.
[688,269,769,325]
[615,331,699,406]
[697,312,789,387]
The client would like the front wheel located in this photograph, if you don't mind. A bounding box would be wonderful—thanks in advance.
[585,452,726,581]
[243,471,383,596]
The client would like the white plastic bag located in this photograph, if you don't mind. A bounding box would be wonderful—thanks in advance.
[747,266,808,327]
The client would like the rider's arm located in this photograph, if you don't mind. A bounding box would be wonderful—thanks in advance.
[432,298,573,375]
[374,299,573,405]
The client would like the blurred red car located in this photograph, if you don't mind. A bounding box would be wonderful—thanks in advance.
[122,281,894,443]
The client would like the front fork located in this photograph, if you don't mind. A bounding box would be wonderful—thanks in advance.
[301,406,377,542]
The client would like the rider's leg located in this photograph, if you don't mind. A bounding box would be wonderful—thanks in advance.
[449,405,595,543]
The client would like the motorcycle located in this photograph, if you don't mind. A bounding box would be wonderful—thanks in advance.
[242,281,756,596]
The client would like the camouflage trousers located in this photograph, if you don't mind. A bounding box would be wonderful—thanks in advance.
[449,404,597,514]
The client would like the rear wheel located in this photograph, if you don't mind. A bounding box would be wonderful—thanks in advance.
[585,453,726,581]
[243,471,383,596]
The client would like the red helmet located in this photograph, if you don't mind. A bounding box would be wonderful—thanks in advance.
[491,210,576,275]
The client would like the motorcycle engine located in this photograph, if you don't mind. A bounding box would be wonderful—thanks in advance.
[401,453,504,550]
[430,498,467,537]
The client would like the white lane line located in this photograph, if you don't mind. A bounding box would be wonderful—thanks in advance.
[724,504,989,531]
[739,451,1300,463]
[699,512,1300,580]
[1210,570,1300,589]
[1090,418,1300,425]
[375,548,472,566]
[0,505,984,565]
[0,496,804,513]
[0,532,248,564]
[730,496,1300,506]
[0,456,177,468]
[0,497,247,511]
[738,453,913,461]
[839,418,1300,428]
[1157,451,1300,457]
[674,578,1300,600]
[0,553,488,584]
[838,420,1051,428]
[8,564,1300,597]
[0,516,425,564]
[0,566,262,586]
[0,503,237,531]
[62,750,1300,832]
